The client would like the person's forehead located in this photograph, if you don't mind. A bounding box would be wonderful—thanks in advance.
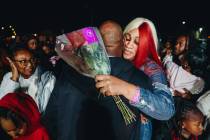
[101,23,121,33]
[177,36,187,41]
[28,39,37,42]
[14,50,33,58]
[1,118,16,130]
[128,28,139,37]
[186,111,204,122]
[29,38,36,41]
[104,31,121,41]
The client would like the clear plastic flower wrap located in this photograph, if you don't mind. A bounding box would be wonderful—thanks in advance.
[55,27,111,78]
[55,27,136,125]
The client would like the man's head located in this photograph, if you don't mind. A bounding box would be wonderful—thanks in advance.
[99,20,123,57]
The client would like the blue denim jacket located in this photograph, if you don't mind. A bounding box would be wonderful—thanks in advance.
[130,59,175,120]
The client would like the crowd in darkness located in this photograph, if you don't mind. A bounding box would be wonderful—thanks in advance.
[0,17,210,140]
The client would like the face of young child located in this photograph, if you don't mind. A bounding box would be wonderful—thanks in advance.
[183,111,204,136]
[0,118,27,139]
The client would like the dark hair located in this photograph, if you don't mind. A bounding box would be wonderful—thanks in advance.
[186,45,208,78]
[9,47,35,59]
[173,33,196,54]
[173,98,203,138]
[0,107,26,128]
[24,35,37,45]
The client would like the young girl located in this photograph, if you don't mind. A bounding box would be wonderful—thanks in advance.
[172,99,204,140]
[0,92,50,140]
[0,47,56,113]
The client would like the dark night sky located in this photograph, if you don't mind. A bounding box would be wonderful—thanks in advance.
[0,0,209,38]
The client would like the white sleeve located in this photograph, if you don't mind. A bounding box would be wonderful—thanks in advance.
[37,71,56,113]
[0,72,20,98]
[165,61,204,95]
[163,54,173,66]
[197,90,210,118]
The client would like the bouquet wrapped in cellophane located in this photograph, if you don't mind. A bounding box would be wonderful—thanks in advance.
[55,27,136,125]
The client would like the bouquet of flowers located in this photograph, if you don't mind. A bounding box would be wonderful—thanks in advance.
[55,27,136,125]
[55,27,110,78]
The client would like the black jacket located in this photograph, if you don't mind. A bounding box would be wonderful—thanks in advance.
[43,57,152,140]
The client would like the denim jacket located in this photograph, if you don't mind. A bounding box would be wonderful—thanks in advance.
[130,59,175,120]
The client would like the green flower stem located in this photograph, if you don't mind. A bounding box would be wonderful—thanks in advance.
[113,95,136,125]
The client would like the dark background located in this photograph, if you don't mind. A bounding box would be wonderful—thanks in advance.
[0,0,209,38]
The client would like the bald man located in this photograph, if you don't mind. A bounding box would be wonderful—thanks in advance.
[97,20,175,140]
[99,20,123,57]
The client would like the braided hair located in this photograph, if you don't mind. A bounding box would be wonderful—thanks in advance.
[172,98,203,138]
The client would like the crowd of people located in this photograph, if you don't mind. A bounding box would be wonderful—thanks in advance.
[0,17,210,140]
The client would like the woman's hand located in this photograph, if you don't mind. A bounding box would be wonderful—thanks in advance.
[6,57,19,81]
[95,75,137,100]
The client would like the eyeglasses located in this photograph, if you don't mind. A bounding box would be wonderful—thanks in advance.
[14,58,37,66]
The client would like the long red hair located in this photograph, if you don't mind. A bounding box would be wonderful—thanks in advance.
[132,22,162,68]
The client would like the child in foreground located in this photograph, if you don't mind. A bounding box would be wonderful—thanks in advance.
[0,92,50,140]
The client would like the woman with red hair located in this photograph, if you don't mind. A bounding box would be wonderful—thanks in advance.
[123,18,161,69]
[123,17,173,140]
[95,19,174,140]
